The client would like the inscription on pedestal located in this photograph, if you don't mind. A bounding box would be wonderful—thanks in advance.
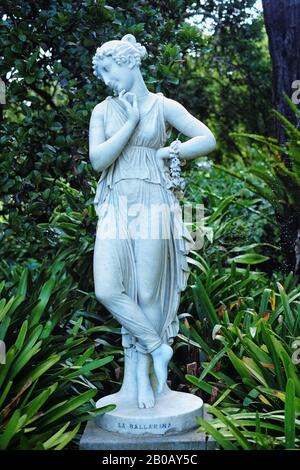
[118,422,172,431]
[96,390,204,436]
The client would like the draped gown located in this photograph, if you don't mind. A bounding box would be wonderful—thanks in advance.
[93,92,194,358]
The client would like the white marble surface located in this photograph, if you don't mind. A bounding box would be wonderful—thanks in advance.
[80,404,215,450]
[90,33,216,417]
[96,389,203,436]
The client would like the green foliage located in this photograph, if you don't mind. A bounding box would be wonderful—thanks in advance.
[172,170,299,449]
[222,101,300,220]
[216,99,300,273]
[175,1,272,156]
[0,261,116,449]
[0,0,204,266]
[181,268,300,449]
[0,0,273,267]
[0,0,297,452]
[184,157,278,258]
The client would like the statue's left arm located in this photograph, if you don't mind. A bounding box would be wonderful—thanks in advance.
[158,97,217,161]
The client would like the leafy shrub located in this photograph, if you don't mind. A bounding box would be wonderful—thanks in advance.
[0,260,116,450]
[181,275,300,449]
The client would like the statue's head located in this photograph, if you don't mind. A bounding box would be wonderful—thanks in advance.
[92,34,147,94]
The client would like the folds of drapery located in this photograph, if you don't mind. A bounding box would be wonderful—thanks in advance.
[92,93,195,356]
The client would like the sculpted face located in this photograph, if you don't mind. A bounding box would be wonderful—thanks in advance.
[96,55,135,94]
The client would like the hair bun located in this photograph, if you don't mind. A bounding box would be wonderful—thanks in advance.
[121,34,136,45]
[121,34,147,59]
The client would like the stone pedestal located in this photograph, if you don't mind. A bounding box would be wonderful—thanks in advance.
[79,389,216,450]
[95,389,203,435]
[79,405,215,451]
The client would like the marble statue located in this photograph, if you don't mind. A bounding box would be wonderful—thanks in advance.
[89,34,216,434]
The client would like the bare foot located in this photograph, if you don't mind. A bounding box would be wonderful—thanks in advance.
[151,343,173,393]
[137,352,155,409]
[138,378,155,409]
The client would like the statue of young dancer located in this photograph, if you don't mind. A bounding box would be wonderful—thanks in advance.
[90,34,216,410]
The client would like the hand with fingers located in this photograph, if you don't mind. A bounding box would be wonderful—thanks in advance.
[118,89,140,128]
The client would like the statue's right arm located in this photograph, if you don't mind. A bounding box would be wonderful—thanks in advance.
[89,101,137,173]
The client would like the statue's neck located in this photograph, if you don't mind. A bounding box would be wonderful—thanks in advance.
[129,71,150,101]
